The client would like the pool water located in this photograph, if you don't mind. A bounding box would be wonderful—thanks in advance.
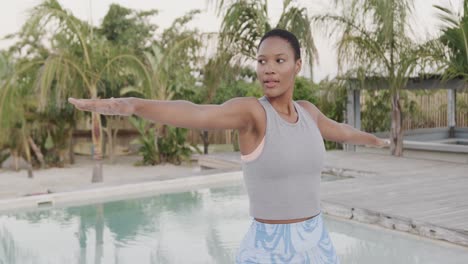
[1,184,468,264]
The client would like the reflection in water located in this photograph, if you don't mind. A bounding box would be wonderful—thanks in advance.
[0,226,36,264]
[0,183,468,264]
[204,186,247,263]
[95,204,104,264]
[0,226,17,264]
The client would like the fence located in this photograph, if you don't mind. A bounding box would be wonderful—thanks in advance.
[371,90,466,130]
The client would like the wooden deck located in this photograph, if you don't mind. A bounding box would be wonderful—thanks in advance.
[196,150,468,247]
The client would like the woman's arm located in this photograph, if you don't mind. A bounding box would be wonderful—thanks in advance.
[68,97,257,131]
[297,100,390,148]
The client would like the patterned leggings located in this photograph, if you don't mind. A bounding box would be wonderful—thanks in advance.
[236,213,340,264]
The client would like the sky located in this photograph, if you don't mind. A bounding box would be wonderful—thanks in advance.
[0,0,462,82]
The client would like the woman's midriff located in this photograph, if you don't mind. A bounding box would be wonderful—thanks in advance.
[254,213,319,224]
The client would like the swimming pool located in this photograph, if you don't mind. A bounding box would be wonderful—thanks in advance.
[1,184,468,264]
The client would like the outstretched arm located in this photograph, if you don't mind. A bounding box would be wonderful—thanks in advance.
[298,100,390,148]
[68,97,256,131]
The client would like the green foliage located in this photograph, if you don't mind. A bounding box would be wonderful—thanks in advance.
[0,1,206,170]
[129,117,200,166]
[39,102,76,166]
[316,80,346,124]
[0,53,43,163]
[314,78,347,150]
[213,77,318,104]
[157,126,199,165]
[0,150,8,164]
[361,90,391,132]
[314,0,419,92]
[212,79,262,104]
[129,117,159,165]
[457,91,468,112]
[99,4,158,51]
[293,77,318,104]
[143,11,201,102]
[434,0,468,80]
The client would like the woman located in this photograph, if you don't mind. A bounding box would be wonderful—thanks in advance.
[69,29,389,263]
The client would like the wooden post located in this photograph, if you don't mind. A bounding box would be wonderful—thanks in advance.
[447,89,456,138]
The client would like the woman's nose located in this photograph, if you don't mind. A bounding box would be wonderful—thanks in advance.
[264,63,275,74]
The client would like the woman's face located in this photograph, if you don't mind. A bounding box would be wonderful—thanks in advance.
[256,37,301,98]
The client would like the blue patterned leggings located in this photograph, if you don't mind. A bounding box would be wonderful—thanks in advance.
[236,213,340,264]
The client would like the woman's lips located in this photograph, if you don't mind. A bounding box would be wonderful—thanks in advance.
[264,80,279,88]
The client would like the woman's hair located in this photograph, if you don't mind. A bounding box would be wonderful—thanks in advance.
[257,29,301,61]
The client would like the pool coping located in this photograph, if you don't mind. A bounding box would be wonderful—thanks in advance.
[403,140,468,153]
[0,170,244,213]
[322,201,468,248]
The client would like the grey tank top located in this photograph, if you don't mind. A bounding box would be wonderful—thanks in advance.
[241,96,326,220]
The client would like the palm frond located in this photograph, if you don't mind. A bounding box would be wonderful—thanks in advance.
[25,0,93,66]
[434,1,468,80]
[277,3,318,77]
[220,1,269,59]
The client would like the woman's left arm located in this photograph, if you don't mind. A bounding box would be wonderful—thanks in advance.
[298,101,390,148]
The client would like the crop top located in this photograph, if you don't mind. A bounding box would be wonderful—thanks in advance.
[241,96,326,220]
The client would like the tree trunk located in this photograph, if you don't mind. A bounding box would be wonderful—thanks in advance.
[113,127,119,162]
[91,112,103,183]
[9,149,33,178]
[11,150,19,171]
[69,130,75,165]
[105,117,121,164]
[200,130,209,154]
[105,122,114,164]
[28,136,45,169]
[231,130,240,151]
[23,137,32,170]
[27,166,33,178]
[390,91,404,156]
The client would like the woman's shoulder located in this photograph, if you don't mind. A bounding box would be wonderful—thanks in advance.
[228,96,264,109]
[296,100,319,123]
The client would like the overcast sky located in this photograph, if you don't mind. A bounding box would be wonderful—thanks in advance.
[0,0,462,82]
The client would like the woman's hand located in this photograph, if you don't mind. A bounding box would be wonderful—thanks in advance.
[374,138,391,148]
[68,97,135,116]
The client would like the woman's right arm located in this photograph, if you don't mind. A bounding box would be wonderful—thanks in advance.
[68,97,257,132]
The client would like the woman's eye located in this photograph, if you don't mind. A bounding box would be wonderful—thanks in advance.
[257,59,266,64]
[277,59,285,63]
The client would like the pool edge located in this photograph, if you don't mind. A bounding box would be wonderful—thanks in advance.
[0,170,243,213]
[322,200,468,248]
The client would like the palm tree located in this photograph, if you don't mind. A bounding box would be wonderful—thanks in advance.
[22,0,151,182]
[314,0,423,156]
[212,0,318,78]
[138,11,202,159]
[433,0,468,80]
[0,53,42,177]
[97,4,159,164]
[0,54,79,170]
[215,0,317,68]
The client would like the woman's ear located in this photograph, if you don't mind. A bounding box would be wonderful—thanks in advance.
[295,59,302,75]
